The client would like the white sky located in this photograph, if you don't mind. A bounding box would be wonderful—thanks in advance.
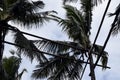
[3,0,120,80]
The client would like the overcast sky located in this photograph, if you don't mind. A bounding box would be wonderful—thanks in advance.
[3,0,120,80]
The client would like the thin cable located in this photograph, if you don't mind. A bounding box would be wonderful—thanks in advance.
[93,9,118,69]
[3,40,110,69]
[80,0,112,80]
[7,25,87,52]
[7,25,103,56]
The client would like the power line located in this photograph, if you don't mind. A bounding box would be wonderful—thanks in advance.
[93,8,118,69]
[80,0,112,80]
[5,20,111,68]
[7,25,105,57]
[7,25,87,52]
[3,40,111,69]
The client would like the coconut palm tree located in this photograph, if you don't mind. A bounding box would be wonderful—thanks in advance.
[0,0,57,75]
[31,0,108,80]
[1,53,27,80]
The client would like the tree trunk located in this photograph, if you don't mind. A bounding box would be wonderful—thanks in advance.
[0,20,6,76]
[0,23,3,76]
[89,54,96,80]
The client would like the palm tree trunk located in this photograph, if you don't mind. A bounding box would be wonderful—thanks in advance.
[89,54,96,80]
[0,23,3,76]
[0,20,6,75]
[88,0,96,80]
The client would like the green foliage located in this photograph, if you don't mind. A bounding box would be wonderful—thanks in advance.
[0,0,111,80]
[14,31,48,62]
[32,54,83,80]
[31,40,78,54]
[52,5,90,48]
[109,4,120,35]
[0,0,52,28]
[31,0,109,80]
[62,0,105,6]
[3,56,21,80]
[2,53,28,80]
[93,44,108,69]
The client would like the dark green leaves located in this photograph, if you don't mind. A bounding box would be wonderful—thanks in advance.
[32,54,83,80]
[62,0,105,6]
[14,31,48,62]
[109,4,120,35]
[32,0,45,8]
[32,40,75,54]
[93,44,108,69]
[54,5,90,48]
[9,0,50,28]
[2,56,21,80]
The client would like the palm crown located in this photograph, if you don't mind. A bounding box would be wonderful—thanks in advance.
[31,0,108,80]
[0,0,56,62]
[0,0,55,77]
[0,0,120,80]
[2,54,27,80]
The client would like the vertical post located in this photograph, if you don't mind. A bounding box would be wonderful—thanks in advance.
[0,20,3,76]
[89,54,96,80]
[88,0,96,79]
[0,20,6,76]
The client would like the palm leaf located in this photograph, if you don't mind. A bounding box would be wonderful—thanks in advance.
[14,31,48,62]
[32,0,45,8]
[0,0,4,8]
[31,39,88,62]
[81,0,93,31]
[2,55,27,80]
[2,56,21,80]
[9,0,50,28]
[31,39,88,61]
[62,0,105,6]
[17,68,27,80]
[109,4,120,35]
[31,39,83,54]
[11,12,50,28]
[67,60,83,80]
[55,5,90,48]
[92,0,105,6]
[32,54,83,80]
[93,44,108,69]
[62,0,78,5]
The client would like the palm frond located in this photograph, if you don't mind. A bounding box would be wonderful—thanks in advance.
[109,4,120,35]
[32,54,83,80]
[14,31,48,62]
[93,44,108,69]
[11,12,50,28]
[56,5,90,48]
[81,0,93,31]
[32,0,45,9]
[68,60,83,80]
[92,0,105,6]
[2,55,27,80]
[8,0,52,28]
[0,0,4,9]
[2,56,21,80]
[32,39,88,61]
[62,0,78,5]
[31,39,82,54]
[17,68,27,80]
[62,0,105,6]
